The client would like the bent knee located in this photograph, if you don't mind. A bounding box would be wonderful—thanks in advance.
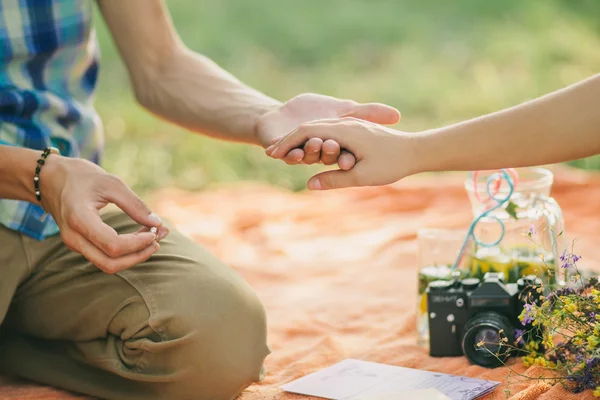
[130,264,269,399]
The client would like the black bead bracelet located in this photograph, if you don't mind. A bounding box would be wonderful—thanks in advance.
[34,147,60,202]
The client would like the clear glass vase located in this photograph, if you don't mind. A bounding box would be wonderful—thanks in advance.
[463,168,567,287]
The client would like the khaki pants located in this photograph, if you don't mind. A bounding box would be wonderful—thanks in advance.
[0,211,269,400]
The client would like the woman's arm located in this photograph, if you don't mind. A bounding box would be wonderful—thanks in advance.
[267,74,600,190]
[419,73,600,172]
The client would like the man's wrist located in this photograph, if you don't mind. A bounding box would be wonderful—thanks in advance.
[0,146,50,204]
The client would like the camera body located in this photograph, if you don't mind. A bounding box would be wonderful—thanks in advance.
[426,272,543,368]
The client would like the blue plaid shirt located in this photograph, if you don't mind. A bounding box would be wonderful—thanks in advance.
[0,0,101,240]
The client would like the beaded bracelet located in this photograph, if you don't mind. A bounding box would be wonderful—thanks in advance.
[35,147,60,221]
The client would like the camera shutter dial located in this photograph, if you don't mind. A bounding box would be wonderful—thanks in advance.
[461,278,481,291]
[428,280,453,291]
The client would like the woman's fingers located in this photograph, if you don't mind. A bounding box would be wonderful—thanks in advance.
[307,168,361,191]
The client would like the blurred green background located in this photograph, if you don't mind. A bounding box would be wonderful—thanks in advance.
[94,0,600,195]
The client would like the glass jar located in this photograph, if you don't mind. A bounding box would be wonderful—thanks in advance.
[464,168,567,287]
[416,228,473,346]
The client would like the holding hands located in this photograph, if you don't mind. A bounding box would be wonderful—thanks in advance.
[266,75,600,192]
[265,117,417,190]
[255,93,400,170]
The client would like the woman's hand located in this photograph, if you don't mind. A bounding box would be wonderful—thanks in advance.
[256,93,400,168]
[266,117,421,190]
[40,155,169,273]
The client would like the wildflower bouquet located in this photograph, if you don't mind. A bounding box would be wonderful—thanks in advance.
[496,241,600,396]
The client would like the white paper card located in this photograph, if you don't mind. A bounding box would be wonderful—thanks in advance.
[281,359,500,400]
[353,388,451,400]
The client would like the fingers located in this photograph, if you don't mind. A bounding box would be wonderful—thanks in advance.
[282,148,305,165]
[302,137,323,165]
[72,210,158,258]
[321,139,341,165]
[343,103,401,125]
[307,169,361,190]
[338,150,357,170]
[101,176,163,228]
[269,123,342,160]
[271,136,284,144]
[137,225,170,242]
[61,228,160,274]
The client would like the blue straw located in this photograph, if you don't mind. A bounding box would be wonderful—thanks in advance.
[451,169,515,270]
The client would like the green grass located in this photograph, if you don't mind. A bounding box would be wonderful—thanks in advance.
[93,0,600,194]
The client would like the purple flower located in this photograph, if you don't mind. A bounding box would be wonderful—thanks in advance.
[514,328,525,345]
[521,303,534,326]
[570,358,600,392]
[590,312,596,321]
[559,250,582,269]
[560,249,567,262]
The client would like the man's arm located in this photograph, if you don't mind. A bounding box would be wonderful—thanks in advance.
[97,0,400,168]
[0,144,164,272]
[0,145,42,203]
[97,0,279,146]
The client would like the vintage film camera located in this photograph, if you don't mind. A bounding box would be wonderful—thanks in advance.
[426,272,544,368]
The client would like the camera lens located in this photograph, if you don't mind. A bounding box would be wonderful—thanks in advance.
[461,311,515,368]
[473,329,501,354]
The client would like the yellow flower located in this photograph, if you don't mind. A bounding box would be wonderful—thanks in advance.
[592,289,600,304]
[542,334,554,349]
[588,335,600,350]
[522,356,555,368]
[524,341,540,352]
[565,302,577,313]
[594,386,600,397]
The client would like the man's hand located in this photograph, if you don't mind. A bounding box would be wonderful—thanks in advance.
[40,155,169,273]
[255,93,400,169]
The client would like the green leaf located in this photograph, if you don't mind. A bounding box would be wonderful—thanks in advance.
[506,200,519,220]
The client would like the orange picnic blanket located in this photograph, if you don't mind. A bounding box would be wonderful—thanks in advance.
[1,166,599,400]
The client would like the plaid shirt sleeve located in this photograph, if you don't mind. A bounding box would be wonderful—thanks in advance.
[0,0,102,240]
